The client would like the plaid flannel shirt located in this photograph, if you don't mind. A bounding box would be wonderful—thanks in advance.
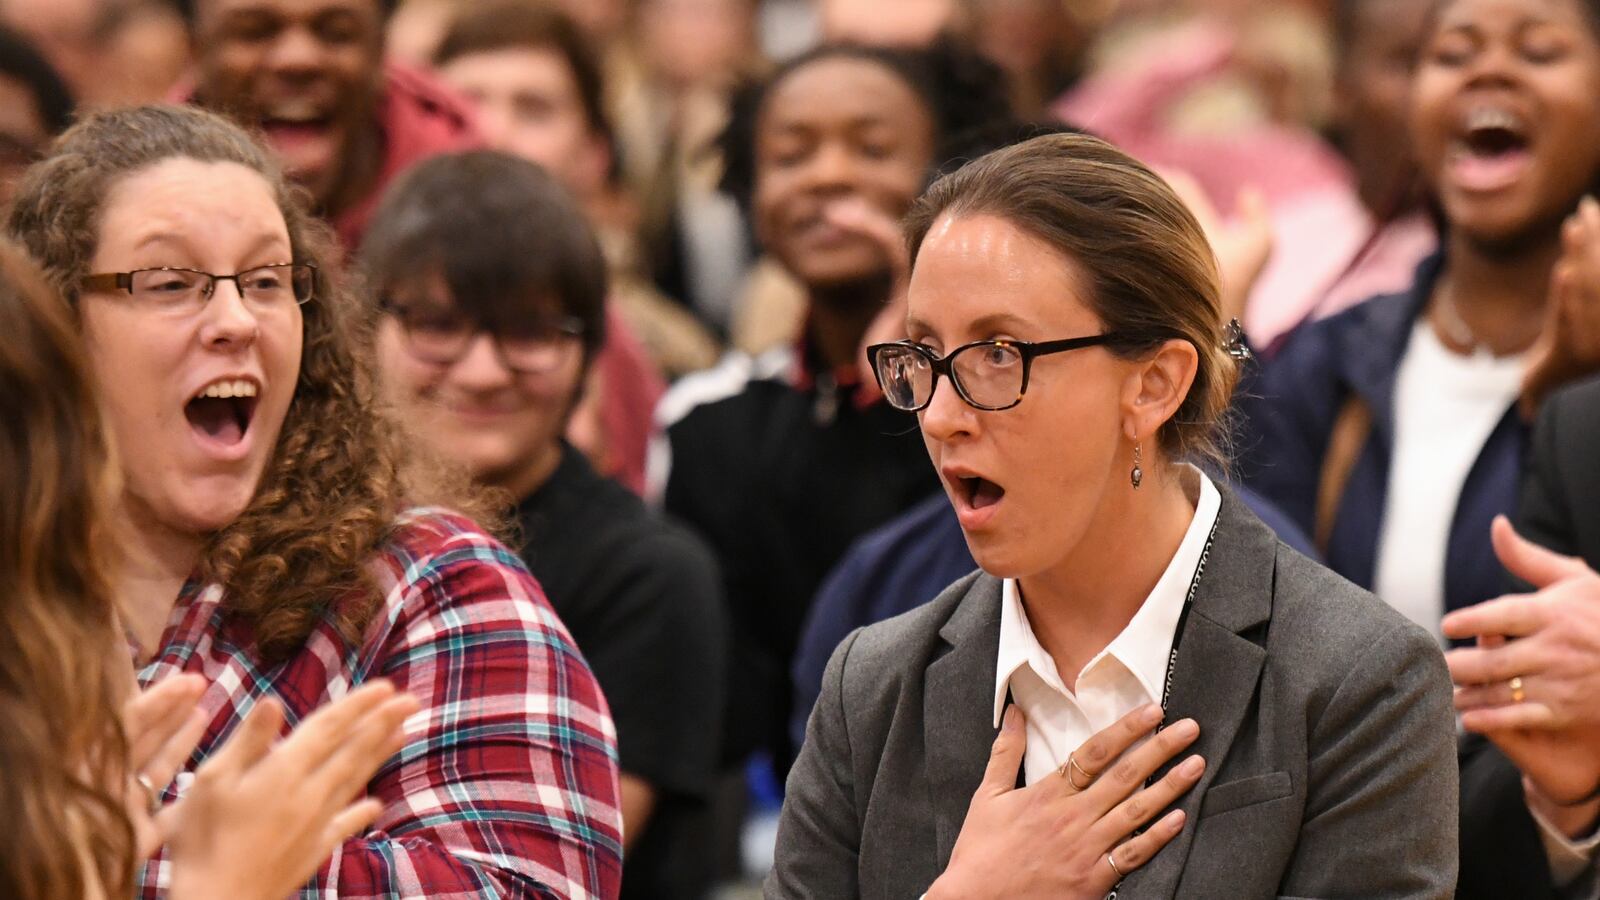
[135,508,623,899]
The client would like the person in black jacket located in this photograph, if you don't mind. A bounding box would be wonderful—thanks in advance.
[1441,375,1600,897]
[363,150,727,900]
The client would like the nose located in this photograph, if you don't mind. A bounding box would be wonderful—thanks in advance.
[199,280,260,350]
[800,139,859,196]
[918,372,976,444]
[263,25,330,75]
[476,100,516,150]
[1462,41,1521,90]
[448,332,517,390]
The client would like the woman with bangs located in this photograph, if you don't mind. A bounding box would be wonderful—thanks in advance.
[5,104,623,898]
[1241,0,1600,884]
[0,236,422,900]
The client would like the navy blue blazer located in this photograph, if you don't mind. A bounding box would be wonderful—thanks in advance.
[1237,253,1526,617]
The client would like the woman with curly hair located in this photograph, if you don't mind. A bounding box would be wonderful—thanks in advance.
[0,236,422,900]
[5,104,623,898]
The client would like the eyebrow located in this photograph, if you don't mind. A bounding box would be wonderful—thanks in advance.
[905,311,1039,340]
[130,231,292,262]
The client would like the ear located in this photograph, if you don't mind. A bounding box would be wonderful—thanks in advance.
[1119,338,1199,446]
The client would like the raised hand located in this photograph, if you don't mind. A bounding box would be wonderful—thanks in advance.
[1524,195,1600,412]
[1158,167,1273,326]
[158,680,421,900]
[822,197,913,387]
[926,703,1204,900]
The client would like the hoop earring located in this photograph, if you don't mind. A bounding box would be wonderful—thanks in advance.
[1131,443,1143,490]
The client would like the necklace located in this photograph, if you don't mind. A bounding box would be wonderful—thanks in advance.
[1433,285,1480,353]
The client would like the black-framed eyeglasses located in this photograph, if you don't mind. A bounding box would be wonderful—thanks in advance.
[380,296,585,376]
[866,334,1127,412]
[81,263,315,314]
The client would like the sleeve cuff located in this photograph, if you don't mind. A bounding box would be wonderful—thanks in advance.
[1531,801,1600,887]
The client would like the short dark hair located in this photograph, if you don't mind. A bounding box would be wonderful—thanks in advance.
[359,149,608,362]
[716,36,1013,216]
[173,0,399,25]
[0,25,74,136]
[904,132,1238,469]
[433,0,612,148]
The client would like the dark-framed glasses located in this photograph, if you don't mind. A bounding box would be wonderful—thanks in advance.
[866,334,1126,412]
[380,296,585,376]
[81,263,315,313]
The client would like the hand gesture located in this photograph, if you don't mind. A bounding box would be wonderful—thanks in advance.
[1524,196,1600,412]
[822,198,912,388]
[161,680,421,900]
[122,673,210,857]
[1158,167,1273,326]
[926,703,1204,900]
[1442,518,1600,828]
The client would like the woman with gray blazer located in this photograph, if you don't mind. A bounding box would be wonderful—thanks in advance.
[767,133,1459,899]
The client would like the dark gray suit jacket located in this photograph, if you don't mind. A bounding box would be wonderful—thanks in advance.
[768,489,1459,899]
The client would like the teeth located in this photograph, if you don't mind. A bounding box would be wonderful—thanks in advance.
[1465,107,1523,134]
[197,379,258,400]
[267,103,325,124]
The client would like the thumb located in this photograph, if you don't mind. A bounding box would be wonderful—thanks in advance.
[1492,516,1589,588]
[979,705,1027,797]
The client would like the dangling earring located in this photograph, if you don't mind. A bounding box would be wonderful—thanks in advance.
[1130,443,1143,490]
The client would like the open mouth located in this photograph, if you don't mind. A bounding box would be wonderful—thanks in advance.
[1448,107,1532,192]
[960,475,1006,511]
[184,379,258,447]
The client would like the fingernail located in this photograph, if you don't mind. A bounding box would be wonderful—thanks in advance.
[1172,718,1199,739]
[1180,755,1205,777]
[1141,704,1164,726]
[1168,809,1187,830]
[1003,706,1020,732]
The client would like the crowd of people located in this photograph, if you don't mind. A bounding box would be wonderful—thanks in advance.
[4,0,1600,897]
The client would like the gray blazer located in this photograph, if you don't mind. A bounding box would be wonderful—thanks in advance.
[768,488,1458,899]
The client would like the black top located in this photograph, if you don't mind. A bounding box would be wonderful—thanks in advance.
[1520,373,1600,567]
[516,444,726,900]
[663,361,940,769]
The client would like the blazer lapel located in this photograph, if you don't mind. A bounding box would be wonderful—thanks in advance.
[1122,488,1278,900]
[923,574,1004,867]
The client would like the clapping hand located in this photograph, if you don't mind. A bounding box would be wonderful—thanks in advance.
[1524,196,1600,413]
[122,673,210,857]
[1442,517,1600,833]
[159,679,420,900]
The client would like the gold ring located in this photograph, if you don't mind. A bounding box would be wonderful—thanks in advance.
[1510,676,1526,704]
[1107,849,1126,880]
[1059,752,1093,791]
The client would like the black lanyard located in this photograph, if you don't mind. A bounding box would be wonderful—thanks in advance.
[1158,511,1221,718]
[1106,511,1220,898]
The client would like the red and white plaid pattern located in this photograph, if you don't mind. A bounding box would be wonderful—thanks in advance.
[135,508,623,899]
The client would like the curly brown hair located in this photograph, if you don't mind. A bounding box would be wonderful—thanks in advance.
[6,104,489,663]
[0,238,135,900]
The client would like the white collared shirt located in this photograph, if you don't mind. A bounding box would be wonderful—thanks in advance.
[993,470,1221,785]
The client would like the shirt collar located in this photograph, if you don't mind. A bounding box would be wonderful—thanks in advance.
[992,469,1222,727]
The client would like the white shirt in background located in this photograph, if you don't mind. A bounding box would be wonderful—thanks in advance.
[993,472,1221,785]
[1373,321,1526,640]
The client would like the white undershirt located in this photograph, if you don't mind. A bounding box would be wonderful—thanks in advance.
[1372,322,1526,640]
[993,471,1220,785]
